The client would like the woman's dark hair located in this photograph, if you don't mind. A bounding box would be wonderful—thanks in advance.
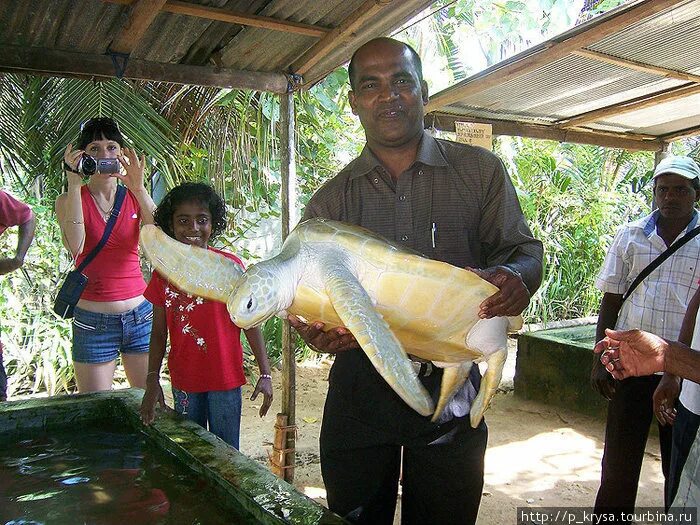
[154,182,227,240]
[77,117,125,150]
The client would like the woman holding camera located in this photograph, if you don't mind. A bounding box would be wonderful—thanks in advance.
[55,117,156,393]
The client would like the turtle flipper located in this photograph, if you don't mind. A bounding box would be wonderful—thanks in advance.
[430,361,472,423]
[140,225,243,302]
[466,317,510,428]
[324,264,434,417]
[470,349,506,427]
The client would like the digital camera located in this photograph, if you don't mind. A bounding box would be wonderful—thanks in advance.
[77,154,120,176]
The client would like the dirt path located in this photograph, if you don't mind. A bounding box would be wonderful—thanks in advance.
[240,359,665,524]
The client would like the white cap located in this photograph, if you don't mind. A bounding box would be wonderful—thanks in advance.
[653,155,700,180]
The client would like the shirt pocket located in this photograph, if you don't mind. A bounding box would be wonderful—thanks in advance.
[428,220,472,268]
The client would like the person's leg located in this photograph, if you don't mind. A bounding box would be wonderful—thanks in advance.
[72,308,120,392]
[668,403,700,507]
[319,351,409,524]
[172,387,208,429]
[206,387,242,449]
[120,301,153,389]
[401,418,487,525]
[321,435,401,525]
[0,347,8,401]
[74,361,117,392]
[594,376,657,518]
[121,353,148,389]
[659,409,674,510]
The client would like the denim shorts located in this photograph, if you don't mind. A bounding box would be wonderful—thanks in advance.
[172,387,242,449]
[72,301,153,364]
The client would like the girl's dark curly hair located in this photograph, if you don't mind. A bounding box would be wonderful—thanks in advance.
[154,182,227,240]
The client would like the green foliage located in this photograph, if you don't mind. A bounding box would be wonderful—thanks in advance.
[0,200,75,396]
[0,75,182,198]
[295,69,363,208]
[505,137,652,323]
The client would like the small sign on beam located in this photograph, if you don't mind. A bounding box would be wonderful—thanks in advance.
[455,122,493,151]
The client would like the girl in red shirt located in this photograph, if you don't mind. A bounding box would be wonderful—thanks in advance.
[140,183,273,448]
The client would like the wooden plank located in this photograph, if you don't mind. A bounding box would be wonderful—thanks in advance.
[289,0,392,75]
[280,92,297,483]
[426,0,688,113]
[573,49,700,84]
[165,0,329,37]
[0,45,290,92]
[660,124,700,141]
[104,0,330,37]
[110,0,168,54]
[558,83,700,128]
[426,112,665,151]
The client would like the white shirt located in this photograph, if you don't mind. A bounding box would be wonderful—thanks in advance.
[596,210,700,342]
[680,307,700,414]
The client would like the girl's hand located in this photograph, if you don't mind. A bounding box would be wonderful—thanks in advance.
[140,381,165,425]
[116,147,147,193]
[63,144,84,188]
[251,375,273,417]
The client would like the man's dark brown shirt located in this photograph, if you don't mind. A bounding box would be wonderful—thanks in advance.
[303,132,543,271]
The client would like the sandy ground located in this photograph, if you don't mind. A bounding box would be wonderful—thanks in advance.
[239,345,665,525]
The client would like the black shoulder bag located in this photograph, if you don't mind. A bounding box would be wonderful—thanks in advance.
[53,185,127,319]
[622,224,700,302]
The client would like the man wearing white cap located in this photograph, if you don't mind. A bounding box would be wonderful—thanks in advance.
[592,155,700,520]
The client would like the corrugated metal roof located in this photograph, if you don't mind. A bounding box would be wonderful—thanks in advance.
[427,0,700,151]
[0,0,434,92]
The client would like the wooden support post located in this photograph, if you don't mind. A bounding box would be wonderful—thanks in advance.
[655,141,671,165]
[277,90,297,483]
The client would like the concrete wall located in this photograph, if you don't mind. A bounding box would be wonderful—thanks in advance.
[514,324,608,417]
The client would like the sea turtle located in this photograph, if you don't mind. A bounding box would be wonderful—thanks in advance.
[140,218,522,427]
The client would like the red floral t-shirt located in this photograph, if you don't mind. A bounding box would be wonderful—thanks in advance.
[144,247,246,392]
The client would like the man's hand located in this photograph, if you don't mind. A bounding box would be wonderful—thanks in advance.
[470,265,530,318]
[594,328,668,380]
[653,374,679,426]
[288,315,359,354]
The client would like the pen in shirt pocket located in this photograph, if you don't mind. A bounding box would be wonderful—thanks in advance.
[431,222,437,248]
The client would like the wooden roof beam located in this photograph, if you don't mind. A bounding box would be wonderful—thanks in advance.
[0,44,290,93]
[289,0,395,76]
[426,112,664,152]
[110,0,168,54]
[660,124,700,141]
[426,0,688,113]
[104,0,330,38]
[557,82,700,128]
[573,49,700,84]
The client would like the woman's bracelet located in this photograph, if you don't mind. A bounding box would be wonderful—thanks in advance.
[67,219,83,224]
[147,371,159,379]
[259,374,272,380]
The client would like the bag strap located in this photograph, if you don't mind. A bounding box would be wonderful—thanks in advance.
[75,185,127,273]
[622,223,700,302]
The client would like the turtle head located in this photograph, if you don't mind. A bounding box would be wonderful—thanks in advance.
[227,263,288,329]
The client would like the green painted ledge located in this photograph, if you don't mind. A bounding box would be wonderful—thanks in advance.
[0,389,347,525]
